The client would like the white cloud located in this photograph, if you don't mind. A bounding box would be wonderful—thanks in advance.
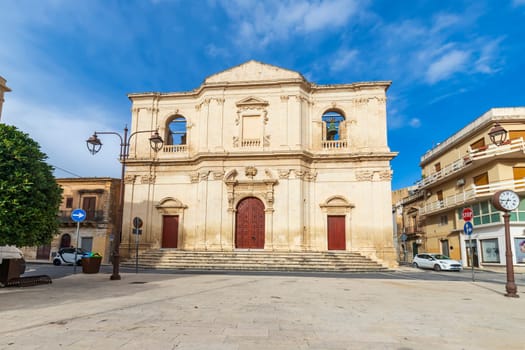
[3,97,122,179]
[473,38,504,74]
[218,0,363,48]
[409,118,421,128]
[513,0,525,6]
[330,49,359,73]
[425,49,470,84]
[376,8,502,86]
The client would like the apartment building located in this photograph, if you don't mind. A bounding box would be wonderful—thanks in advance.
[393,186,425,263]
[400,107,525,268]
[22,178,121,263]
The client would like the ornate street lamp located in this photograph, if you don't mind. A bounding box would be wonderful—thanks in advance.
[488,122,508,146]
[489,122,519,297]
[86,126,163,280]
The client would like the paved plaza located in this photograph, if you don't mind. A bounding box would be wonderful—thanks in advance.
[0,270,524,350]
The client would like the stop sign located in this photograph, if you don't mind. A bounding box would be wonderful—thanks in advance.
[462,208,473,222]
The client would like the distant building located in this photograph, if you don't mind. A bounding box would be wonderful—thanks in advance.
[399,107,525,268]
[0,76,11,121]
[393,186,425,263]
[21,178,121,263]
[120,60,398,267]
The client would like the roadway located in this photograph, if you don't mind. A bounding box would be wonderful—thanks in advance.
[24,262,525,288]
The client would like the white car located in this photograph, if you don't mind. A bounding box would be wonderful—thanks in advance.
[412,253,463,271]
[52,248,87,266]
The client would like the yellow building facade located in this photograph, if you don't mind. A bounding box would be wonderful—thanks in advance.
[22,178,121,264]
[402,107,525,268]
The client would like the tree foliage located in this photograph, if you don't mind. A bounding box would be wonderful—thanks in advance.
[0,124,62,246]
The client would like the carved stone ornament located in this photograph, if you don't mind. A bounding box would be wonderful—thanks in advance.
[354,97,369,105]
[224,169,238,182]
[266,191,274,204]
[245,166,257,178]
[213,171,225,180]
[305,171,317,182]
[294,169,305,179]
[263,135,271,147]
[124,174,137,184]
[278,169,291,179]
[199,171,210,181]
[379,170,393,181]
[189,172,200,183]
[264,169,275,179]
[356,170,373,181]
[141,174,156,184]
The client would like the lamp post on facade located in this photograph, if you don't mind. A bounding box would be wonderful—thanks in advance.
[86,126,163,280]
[488,122,519,297]
[488,122,508,146]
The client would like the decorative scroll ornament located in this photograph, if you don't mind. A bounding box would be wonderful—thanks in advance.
[213,171,225,180]
[278,169,291,179]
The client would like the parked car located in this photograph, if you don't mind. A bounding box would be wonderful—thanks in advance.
[0,246,26,275]
[52,248,87,266]
[412,253,463,271]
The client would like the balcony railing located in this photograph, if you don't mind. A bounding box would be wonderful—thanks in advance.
[322,140,348,149]
[241,139,261,147]
[58,210,105,223]
[419,178,525,215]
[162,144,188,153]
[416,137,525,189]
[403,225,423,234]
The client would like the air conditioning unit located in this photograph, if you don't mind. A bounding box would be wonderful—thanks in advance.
[456,178,465,186]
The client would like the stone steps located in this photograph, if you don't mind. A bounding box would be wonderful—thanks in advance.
[122,250,389,272]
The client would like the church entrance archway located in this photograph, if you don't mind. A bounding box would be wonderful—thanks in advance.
[235,197,265,249]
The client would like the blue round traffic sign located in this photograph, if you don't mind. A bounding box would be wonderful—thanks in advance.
[463,221,473,235]
[71,208,87,223]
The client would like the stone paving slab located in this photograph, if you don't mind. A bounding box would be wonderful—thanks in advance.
[0,272,524,349]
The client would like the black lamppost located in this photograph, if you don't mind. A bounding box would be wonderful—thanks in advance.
[86,126,163,280]
[488,122,519,297]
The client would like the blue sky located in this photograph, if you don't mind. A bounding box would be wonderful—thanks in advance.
[1,0,524,190]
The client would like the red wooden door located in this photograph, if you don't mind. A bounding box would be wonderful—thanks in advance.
[235,197,265,249]
[162,215,178,248]
[327,215,345,250]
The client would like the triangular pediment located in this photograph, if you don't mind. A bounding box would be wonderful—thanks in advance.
[236,96,269,107]
[204,60,305,84]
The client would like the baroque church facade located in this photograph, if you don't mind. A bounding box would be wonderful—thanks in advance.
[121,61,398,267]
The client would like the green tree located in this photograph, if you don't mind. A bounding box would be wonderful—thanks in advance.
[0,124,62,246]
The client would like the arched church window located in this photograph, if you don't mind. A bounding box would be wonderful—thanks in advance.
[322,110,345,141]
[167,116,187,145]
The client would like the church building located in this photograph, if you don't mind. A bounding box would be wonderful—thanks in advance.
[121,61,397,267]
